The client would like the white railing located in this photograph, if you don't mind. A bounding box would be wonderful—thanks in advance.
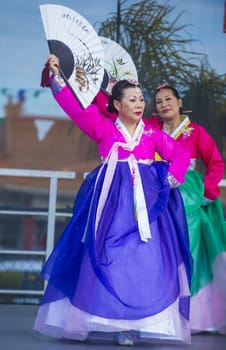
[0,168,225,300]
[0,168,76,297]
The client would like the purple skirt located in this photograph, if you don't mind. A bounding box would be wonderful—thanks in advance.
[40,161,192,322]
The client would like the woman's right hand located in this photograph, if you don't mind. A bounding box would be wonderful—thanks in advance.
[47,54,60,75]
[75,66,87,91]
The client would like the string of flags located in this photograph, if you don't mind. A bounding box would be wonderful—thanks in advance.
[0,86,66,118]
[0,87,47,102]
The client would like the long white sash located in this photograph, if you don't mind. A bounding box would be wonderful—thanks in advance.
[95,141,152,242]
[82,118,152,243]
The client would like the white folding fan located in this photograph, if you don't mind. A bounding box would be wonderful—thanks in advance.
[100,36,138,94]
[40,4,105,108]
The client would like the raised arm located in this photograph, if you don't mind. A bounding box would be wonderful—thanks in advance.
[93,90,117,122]
[47,55,111,143]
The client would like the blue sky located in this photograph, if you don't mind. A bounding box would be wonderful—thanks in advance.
[0,0,225,117]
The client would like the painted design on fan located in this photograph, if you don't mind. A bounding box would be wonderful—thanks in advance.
[99,37,138,94]
[108,57,135,81]
[40,4,105,108]
[62,12,89,34]
[65,31,102,93]
[75,54,102,92]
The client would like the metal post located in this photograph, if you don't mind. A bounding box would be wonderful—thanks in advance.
[116,0,121,43]
[45,176,58,260]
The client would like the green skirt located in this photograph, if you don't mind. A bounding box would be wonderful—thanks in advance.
[180,170,226,334]
[179,170,226,296]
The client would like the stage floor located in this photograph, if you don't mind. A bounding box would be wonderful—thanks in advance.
[1,304,225,350]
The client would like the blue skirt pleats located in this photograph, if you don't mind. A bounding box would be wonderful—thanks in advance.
[41,161,192,321]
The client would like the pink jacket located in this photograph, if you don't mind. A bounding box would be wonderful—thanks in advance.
[53,85,190,184]
[94,90,224,200]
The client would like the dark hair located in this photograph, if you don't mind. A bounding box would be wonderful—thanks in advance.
[107,79,141,114]
[155,84,180,99]
[154,84,182,114]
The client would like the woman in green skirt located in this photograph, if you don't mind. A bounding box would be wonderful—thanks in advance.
[151,84,226,334]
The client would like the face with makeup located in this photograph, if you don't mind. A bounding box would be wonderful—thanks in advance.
[113,86,145,126]
[155,87,182,122]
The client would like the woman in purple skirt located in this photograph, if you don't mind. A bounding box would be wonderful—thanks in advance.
[34,55,192,345]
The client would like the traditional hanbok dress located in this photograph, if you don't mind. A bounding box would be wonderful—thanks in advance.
[34,78,192,344]
[149,114,226,334]
[94,90,226,334]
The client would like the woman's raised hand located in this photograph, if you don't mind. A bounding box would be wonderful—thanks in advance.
[48,54,60,75]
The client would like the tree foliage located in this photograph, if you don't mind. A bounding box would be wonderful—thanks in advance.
[182,65,226,151]
[98,0,205,105]
[98,0,226,151]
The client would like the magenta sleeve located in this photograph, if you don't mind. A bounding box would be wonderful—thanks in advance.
[154,130,190,184]
[93,90,117,121]
[53,84,110,143]
[197,125,224,200]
